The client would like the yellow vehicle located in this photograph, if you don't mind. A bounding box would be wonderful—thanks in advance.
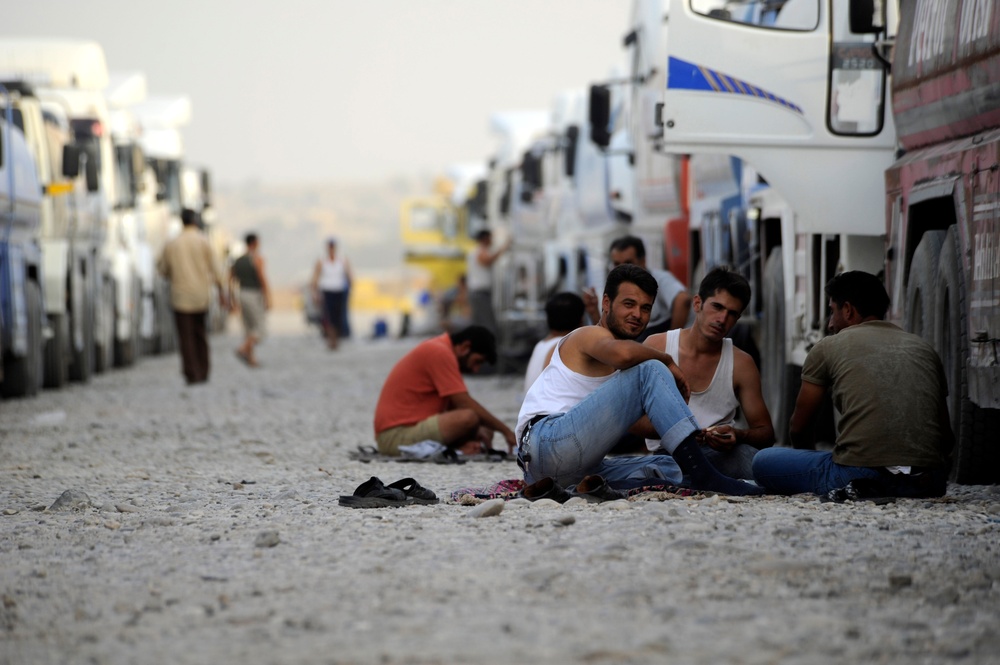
[399,178,476,294]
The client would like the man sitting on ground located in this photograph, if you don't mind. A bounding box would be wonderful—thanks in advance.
[643,267,774,480]
[374,325,517,456]
[523,292,586,392]
[582,235,691,340]
[752,271,953,498]
[516,264,763,495]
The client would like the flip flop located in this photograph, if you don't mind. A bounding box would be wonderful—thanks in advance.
[338,476,408,508]
[387,478,439,505]
[348,445,381,463]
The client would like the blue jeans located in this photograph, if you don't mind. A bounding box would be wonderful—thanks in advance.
[520,361,697,487]
[751,448,882,495]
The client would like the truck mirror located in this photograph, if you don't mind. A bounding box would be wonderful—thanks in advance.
[62,144,81,177]
[589,85,612,148]
[849,0,880,34]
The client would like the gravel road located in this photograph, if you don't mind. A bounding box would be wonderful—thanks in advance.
[1,312,999,665]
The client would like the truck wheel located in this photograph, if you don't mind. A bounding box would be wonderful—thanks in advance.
[94,281,114,373]
[43,313,69,388]
[934,226,1000,483]
[2,281,44,398]
[904,230,946,342]
[70,284,94,383]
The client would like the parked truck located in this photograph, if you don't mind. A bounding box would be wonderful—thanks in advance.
[850,0,1000,483]
[657,0,898,445]
[0,91,45,397]
[132,95,193,354]
[0,78,98,388]
[0,39,146,374]
[656,0,999,482]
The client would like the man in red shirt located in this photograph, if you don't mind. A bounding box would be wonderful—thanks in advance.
[374,326,517,455]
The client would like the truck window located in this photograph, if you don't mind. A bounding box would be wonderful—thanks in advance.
[0,106,25,132]
[690,0,818,31]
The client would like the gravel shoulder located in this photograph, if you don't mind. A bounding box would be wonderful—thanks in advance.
[1,313,999,665]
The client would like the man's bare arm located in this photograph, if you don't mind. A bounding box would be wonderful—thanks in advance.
[730,350,775,449]
[568,327,690,400]
[449,392,517,452]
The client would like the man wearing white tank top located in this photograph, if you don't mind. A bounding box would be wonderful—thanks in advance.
[643,268,774,480]
[516,264,763,496]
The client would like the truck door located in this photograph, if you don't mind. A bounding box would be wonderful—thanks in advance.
[662,0,896,235]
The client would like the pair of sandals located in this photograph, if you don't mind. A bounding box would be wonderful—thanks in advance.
[518,475,627,504]
[339,476,439,508]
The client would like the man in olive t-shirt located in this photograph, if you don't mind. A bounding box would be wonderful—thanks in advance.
[752,271,953,497]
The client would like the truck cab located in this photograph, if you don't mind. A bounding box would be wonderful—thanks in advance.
[658,0,898,442]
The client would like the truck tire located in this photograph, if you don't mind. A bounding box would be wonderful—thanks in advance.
[761,247,796,446]
[3,281,44,398]
[114,277,142,367]
[94,281,114,373]
[70,284,94,383]
[904,230,946,342]
[43,313,69,388]
[933,226,1000,484]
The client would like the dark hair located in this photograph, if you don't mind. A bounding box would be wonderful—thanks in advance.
[475,229,492,242]
[545,292,585,332]
[604,263,657,302]
[245,233,258,246]
[609,235,646,260]
[449,325,497,364]
[181,208,198,226]
[825,271,889,319]
[698,266,751,310]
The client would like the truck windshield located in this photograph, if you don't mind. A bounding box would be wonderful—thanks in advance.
[691,0,818,31]
[149,158,182,215]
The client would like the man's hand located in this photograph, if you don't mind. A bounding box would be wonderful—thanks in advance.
[502,428,517,453]
[698,424,737,451]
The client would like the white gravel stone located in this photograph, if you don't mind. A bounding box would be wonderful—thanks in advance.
[1,313,997,664]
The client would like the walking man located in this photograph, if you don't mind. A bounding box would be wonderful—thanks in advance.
[157,208,227,384]
[229,232,271,367]
[311,237,352,350]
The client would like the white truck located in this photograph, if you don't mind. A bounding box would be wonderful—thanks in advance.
[0,89,45,397]
[132,95,193,353]
[0,76,98,389]
[657,0,897,444]
[105,72,155,366]
[0,39,145,374]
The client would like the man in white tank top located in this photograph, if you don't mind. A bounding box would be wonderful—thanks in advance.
[643,267,774,480]
[516,264,763,496]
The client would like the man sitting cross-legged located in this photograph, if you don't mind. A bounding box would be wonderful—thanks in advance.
[516,263,763,496]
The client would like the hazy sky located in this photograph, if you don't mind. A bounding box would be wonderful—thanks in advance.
[6,1,633,186]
